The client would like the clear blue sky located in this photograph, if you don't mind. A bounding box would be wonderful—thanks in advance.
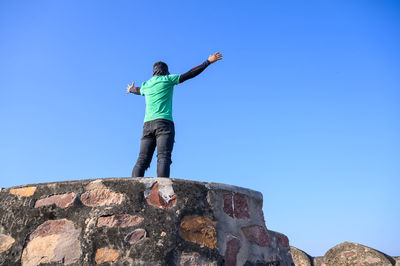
[1,0,399,257]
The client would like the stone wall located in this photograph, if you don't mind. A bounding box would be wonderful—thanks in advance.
[0,178,294,266]
[290,242,399,266]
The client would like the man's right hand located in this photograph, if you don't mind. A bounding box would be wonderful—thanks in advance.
[208,52,223,64]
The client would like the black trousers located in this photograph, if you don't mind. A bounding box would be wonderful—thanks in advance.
[132,119,175,178]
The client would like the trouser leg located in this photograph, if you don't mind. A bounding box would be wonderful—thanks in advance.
[132,135,156,177]
[155,120,175,177]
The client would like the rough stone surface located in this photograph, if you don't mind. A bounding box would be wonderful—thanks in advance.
[322,241,394,266]
[80,188,124,207]
[124,228,147,244]
[145,181,177,210]
[34,192,75,209]
[242,225,270,247]
[6,179,399,265]
[313,256,324,266]
[176,252,218,265]
[225,235,240,266]
[97,214,144,228]
[0,177,295,265]
[95,247,119,264]
[290,246,312,266]
[206,183,292,265]
[179,215,217,249]
[9,186,36,197]
[0,234,15,254]
[21,219,81,266]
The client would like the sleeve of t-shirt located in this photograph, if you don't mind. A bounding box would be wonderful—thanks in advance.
[140,81,146,96]
[168,74,180,86]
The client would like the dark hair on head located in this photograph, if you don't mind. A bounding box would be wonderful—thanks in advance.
[153,61,170,76]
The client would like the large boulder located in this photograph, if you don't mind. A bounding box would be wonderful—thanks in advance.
[322,241,395,266]
[289,246,312,266]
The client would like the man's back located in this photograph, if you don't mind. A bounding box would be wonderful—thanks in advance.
[141,74,180,122]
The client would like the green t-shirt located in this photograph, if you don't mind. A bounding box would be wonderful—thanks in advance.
[140,74,180,122]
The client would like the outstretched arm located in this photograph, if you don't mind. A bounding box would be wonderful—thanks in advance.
[126,82,141,95]
[178,52,223,84]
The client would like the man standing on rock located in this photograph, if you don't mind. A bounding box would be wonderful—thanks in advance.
[126,52,223,178]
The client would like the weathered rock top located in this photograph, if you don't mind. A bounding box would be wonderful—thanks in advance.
[0,177,293,266]
[5,177,264,199]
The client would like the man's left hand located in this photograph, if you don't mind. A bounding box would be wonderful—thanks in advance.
[126,82,134,94]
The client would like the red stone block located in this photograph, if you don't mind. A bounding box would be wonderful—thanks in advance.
[241,225,270,247]
[22,219,82,265]
[34,192,75,209]
[233,193,250,219]
[275,232,289,248]
[223,193,234,218]
[225,235,240,266]
[80,188,124,207]
[30,219,68,239]
[146,182,176,210]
